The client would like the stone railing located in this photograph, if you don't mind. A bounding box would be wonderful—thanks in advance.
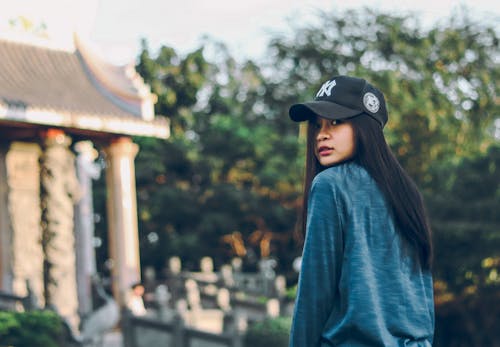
[130,256,297,346]
[122,309,243,347]
[0,290,36,311]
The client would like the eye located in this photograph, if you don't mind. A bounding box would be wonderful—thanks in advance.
[330,119,342,125]
[311,120,321,129]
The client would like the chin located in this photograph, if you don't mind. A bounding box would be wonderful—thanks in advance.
[319,158,354,169]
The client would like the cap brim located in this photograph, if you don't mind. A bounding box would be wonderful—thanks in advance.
[289,101,362,122]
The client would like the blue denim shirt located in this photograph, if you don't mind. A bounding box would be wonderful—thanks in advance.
[290,162,434,347]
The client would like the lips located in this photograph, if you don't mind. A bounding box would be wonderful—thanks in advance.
[318,146,334,156]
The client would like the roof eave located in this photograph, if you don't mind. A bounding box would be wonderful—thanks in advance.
[0,104,170,139]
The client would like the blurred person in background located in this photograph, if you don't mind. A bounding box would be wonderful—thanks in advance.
[126,282,147,316]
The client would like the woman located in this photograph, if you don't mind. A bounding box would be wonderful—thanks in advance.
[288,75,434,347]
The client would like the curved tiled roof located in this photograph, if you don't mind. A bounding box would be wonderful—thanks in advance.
[75,35,157,119]
[75,35,148,100]
[0,36,168,138]
[0,38,131,117]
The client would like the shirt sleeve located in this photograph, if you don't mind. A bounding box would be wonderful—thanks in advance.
[289,174,344,347]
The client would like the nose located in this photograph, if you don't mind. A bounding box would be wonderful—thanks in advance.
[316,123,329,141]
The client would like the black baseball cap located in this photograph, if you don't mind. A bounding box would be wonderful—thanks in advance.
[289,75,388,128]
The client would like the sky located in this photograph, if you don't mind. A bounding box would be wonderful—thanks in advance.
[1,0,499,65]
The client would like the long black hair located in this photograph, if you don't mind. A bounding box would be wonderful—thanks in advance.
[301,113,433,269]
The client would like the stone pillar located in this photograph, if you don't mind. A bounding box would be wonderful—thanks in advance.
[103,137,141,306]
[74,141,101,317]
[0,142,44,305]
[40,129,81,330]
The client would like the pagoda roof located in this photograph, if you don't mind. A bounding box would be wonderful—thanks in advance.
[0,34,169,139]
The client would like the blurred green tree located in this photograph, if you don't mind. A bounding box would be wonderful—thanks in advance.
[267,8,498,184]
[132,40,302,272]
[428,146,500,346]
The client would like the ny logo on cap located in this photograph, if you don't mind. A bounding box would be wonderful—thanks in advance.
[316,80,336,97]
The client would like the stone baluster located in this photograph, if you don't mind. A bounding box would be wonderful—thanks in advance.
[155,284,172,321]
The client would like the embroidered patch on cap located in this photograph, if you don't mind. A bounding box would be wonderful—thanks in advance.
[363,92,380,113]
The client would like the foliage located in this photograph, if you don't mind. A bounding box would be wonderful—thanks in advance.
[133,40,302,273]
[244,316,291,347]
[427,146,500,347]
[267,8,499,185]
[428,146,500,296]
[434,286,500,347]
[0,310,64,347]
[285,285,297,301]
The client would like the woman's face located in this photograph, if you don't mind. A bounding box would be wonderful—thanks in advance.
[313,116,356,167]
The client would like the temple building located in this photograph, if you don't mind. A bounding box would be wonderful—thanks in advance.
[0,32,169,329]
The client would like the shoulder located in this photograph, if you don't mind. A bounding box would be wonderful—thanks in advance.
[310,163,376,212]
[312,161,371,189]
